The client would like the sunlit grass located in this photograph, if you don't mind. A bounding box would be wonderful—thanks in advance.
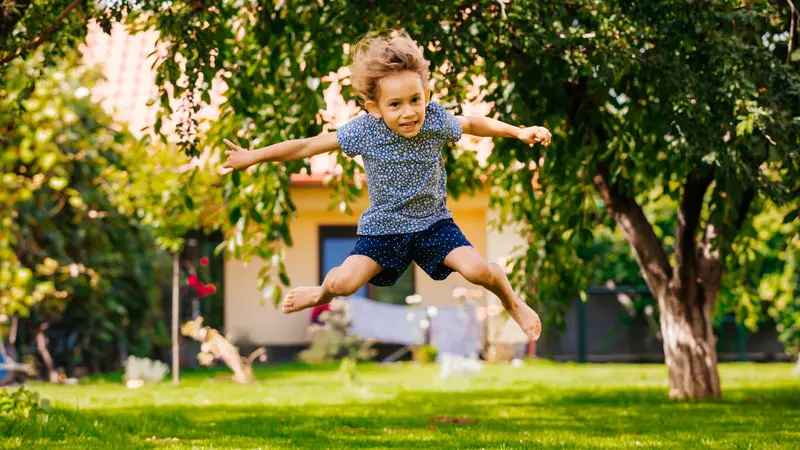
[2,360,798,449]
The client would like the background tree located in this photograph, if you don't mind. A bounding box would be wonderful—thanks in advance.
[164,0,797,399]
[0,51,166,379]
[2,1,798,399]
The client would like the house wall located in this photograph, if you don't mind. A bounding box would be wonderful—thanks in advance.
[224,187,521,346]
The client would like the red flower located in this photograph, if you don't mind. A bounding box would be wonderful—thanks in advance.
[197,283,217,298]
[187,273,216,297]
[200,256,210,267]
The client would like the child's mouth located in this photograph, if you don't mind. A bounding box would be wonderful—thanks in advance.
[399,121,418,132]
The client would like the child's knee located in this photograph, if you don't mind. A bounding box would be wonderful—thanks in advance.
[324,267,360,296]
[461,261,495,287]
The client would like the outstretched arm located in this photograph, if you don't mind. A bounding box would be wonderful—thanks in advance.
[456,116,551,146]
[222,132,340,170]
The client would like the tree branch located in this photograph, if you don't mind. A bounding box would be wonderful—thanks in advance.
[788,0,800,21]
[568,76,672,298]
[698,186,756,295]
[788,0,797,64]
[0,0,81,66]
[593,164,673,298]
[0,0,33,41]
[674,167,715,300]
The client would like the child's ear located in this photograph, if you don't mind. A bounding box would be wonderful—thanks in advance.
[424,89,431,104]
[365,100,382,119]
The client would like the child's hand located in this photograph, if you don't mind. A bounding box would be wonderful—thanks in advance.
[222,139,255,170]
[518,126,552,147]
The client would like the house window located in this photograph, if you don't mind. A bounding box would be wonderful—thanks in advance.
[319,225,414,305]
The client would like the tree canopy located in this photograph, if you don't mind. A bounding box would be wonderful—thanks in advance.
[0,51,166,373]
[2,0,798,397]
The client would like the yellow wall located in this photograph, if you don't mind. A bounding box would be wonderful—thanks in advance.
[224,186,492,346]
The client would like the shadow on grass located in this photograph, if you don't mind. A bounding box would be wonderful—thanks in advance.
[76,361,343,385]
[3,385,799,449]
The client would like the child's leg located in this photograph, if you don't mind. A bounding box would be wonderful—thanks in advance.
[282,255,383,314]
[444,246,542,341]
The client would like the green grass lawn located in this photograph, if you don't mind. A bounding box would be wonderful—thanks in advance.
[1,360,799,449]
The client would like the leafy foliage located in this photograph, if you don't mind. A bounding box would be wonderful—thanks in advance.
[722,200,800,354]
[299,301,375,364]
[0,51,165,370]
[2,0,799,368]
[0,386,47,420]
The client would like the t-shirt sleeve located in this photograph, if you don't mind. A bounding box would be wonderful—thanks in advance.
[336,115,369,157]
[427,100,463,143]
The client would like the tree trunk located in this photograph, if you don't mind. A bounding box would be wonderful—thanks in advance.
[659,288,721,399]
[35,323,60,383]
[570,75,746,400]
[593,161,724,399]
[172,251,180,385]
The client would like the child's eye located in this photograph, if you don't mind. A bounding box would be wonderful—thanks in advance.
[390,102,399,107]
[412,97,420,103]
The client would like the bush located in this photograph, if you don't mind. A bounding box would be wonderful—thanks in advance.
[299,300,375,364]
[123,356,169,383]
[0,387,48,419]
[412,344,438,364]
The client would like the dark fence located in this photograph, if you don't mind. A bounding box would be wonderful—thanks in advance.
[536,286,790,363]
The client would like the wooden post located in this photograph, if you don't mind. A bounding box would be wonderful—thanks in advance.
[172,251,180,385]
[577,296,587,363]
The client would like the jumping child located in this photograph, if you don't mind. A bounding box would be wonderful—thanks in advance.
[222,31,550,341]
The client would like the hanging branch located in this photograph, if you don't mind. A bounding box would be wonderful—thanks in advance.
[788,0,797,63]
[0,0,82,66]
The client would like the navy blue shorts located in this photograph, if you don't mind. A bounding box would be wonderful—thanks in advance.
[349,218,473,287]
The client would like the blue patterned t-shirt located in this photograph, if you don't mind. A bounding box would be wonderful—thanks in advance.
[336,101,463,236]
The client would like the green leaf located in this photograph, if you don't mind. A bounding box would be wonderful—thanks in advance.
[229,206,241,224]
[783,209,799,224]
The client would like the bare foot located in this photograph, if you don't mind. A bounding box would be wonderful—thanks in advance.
[281,287,331,314]
[508,300,542,341]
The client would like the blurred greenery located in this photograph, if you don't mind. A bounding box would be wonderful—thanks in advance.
[0,52,168,373]
[2,1,798,396]
[1,361,798,448]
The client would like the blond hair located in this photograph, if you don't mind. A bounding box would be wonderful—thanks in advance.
[349,30,431,102]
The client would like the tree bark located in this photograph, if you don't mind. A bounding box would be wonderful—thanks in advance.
[35,323,60,383]
[569,75,730,399]
[595,166,722,399]
[659,288,721,399]
[663,168,721,399]
[172,251,180,385]
[593,168,722,398]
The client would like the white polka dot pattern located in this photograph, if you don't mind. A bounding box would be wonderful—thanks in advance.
[336,101,463,236]
[350,218,472,286]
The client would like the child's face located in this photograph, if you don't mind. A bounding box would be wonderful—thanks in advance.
[366,71,430,138]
